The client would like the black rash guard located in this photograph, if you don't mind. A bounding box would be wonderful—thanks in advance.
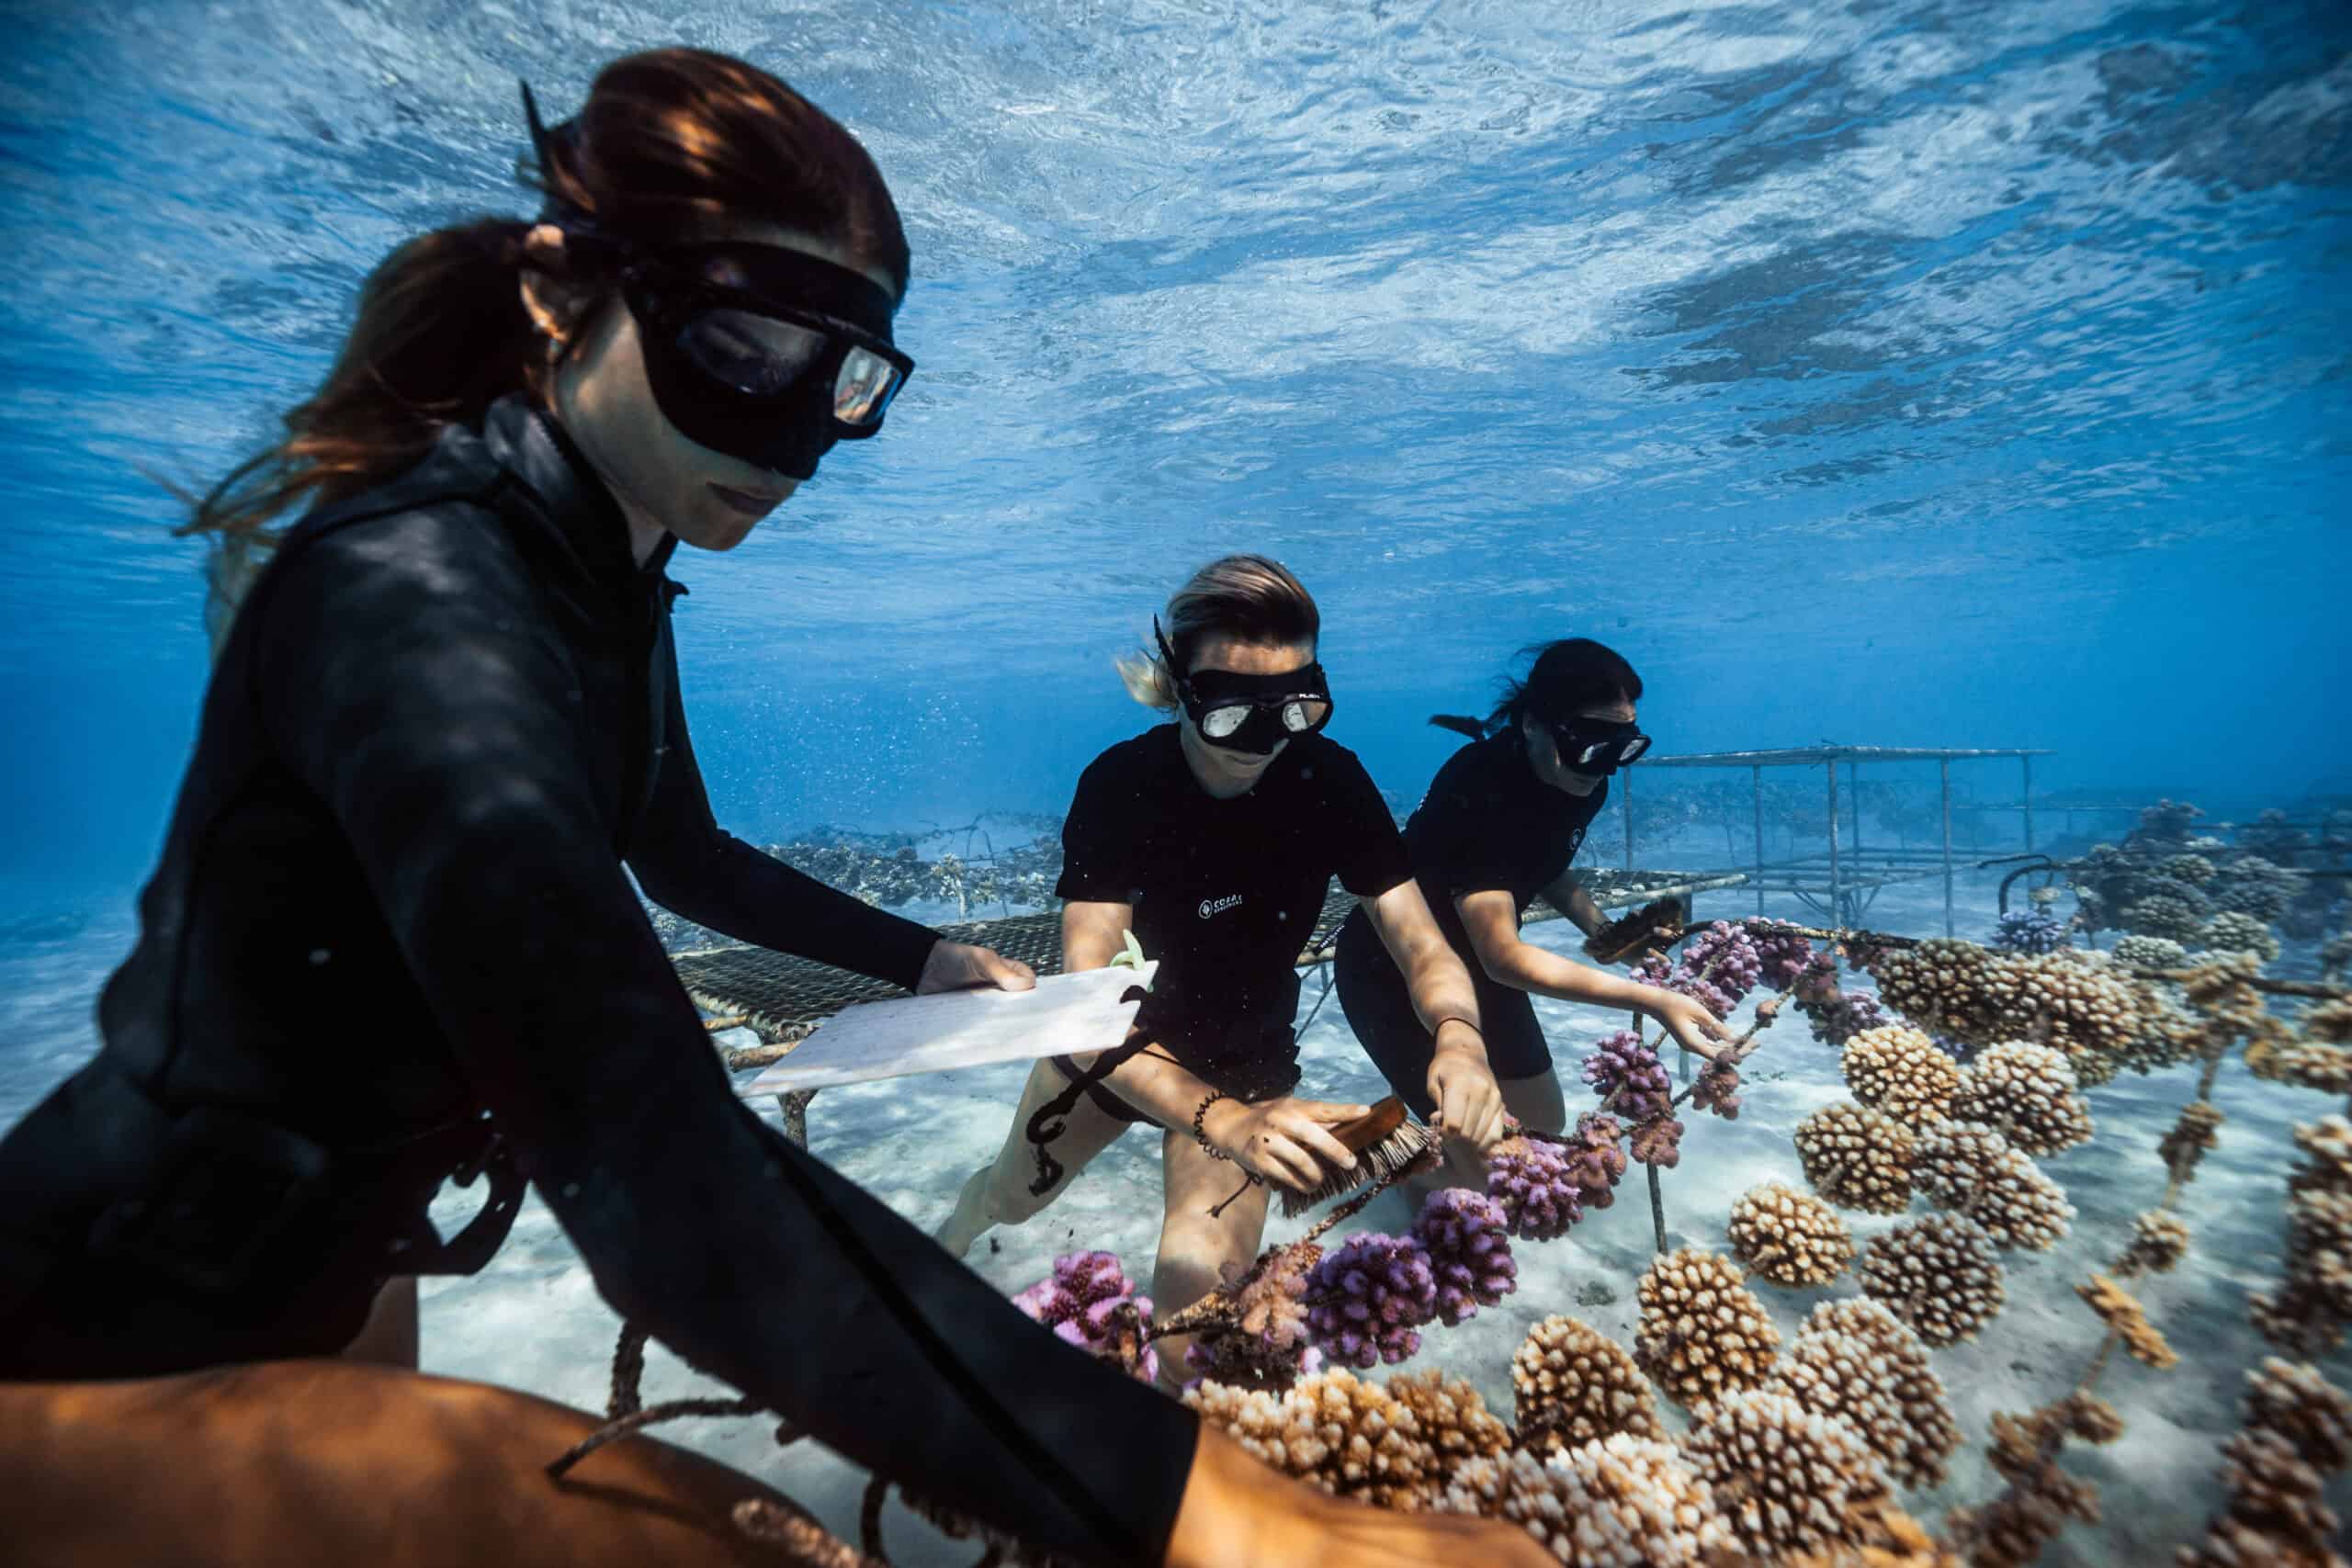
[0,395,1197,1567]
[1334,730,1609,1116]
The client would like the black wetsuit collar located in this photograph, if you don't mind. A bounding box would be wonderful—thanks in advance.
[481,394,679,589]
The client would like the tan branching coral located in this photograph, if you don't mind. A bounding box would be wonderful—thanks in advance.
[1863,943,2142,1087]
[1841,1025,1962,1129]
[1442,1438,1729,1566]
[1683,1389,1890,1557]
[1781,1501,1962,1567]
[2120,1210,2191,1277]
[1183,1369,1440,1510]
[1769,1299,1962,1491]
[1951,1043,2095,1157]
[1795,1100,1917,1214]
[1634,1247,1781,1411]
[1858,1213,2007,1348]
[1728,1181,1857,1288]
[2178,1359,2351,1568]
[1947,1393,2120,1568]
[1511,1314,1664,1453]
[2249,1115,2352,1359]
[1385,1369,1510,1485]
[2159,1100,2226,1184]
[2075,1274,2179,1370]
[1913,1121,2075,1252]
[2248,1036,2352,1097]
[2305,998,2352,1044]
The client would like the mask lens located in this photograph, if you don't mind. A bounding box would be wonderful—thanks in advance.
[1201,705,1249,740]
[678,310,826,397]
[1620,735,1652,763]
[834,346,904,425]
[1283,698,1330,733]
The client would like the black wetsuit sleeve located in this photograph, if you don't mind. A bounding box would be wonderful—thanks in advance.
[1326,748,1415,897]
[627,627,938,991]
[253,527,1198,1568]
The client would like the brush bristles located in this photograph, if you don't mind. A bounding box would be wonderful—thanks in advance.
[1278,1122,1440,1218]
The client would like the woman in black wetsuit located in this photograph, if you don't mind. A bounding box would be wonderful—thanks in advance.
[0,53,1548,1568]
[936,556,1509,1384]
[1333,639,1734,1148]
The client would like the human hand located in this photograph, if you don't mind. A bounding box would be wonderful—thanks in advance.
[916,941,1036,996]
[1646,988,1736,1062]
[1162,1426,1558,1568]
[1425,1026,1506,1151]
[1202,1097,1371,1192]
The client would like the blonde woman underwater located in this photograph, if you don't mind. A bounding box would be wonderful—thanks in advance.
[938,555,1509,1387]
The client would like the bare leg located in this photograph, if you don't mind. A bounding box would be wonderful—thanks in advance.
[0,1361,851,1568]
[1150,1128,1273,1393]
[936,1057,1138,1258]
[340,1276,419,1370]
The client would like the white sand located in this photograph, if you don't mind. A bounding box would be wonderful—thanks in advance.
[5,848,2345,1563]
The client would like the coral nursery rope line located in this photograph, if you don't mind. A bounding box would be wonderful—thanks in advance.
[545,1395,765,1480]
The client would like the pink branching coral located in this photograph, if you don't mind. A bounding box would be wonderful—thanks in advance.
[1306,1233,1439,1368]
[1637,919,1765,1018]
[1583,1029,1673,1123]
[1691,1058,1744,1119]
[1409,1189,1518,1326]
[1797,954,1893,1048]
[1012,1250,1159,1382]
[1631,1115,1687,1168]
[1184,1240,1322,1392]
[1488,1115,1626,1240]
[1749,922,1817,991]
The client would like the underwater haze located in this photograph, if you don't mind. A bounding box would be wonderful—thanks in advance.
[1,0,2348,899]
[3,2,2350,1564]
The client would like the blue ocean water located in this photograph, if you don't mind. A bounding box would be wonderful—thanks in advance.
[0,2,2347,1560]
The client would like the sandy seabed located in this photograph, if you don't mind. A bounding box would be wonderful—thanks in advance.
[2,850,2343,1563]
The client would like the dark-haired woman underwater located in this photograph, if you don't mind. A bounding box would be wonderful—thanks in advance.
[0,51,1554,1568]
[1334,640,1734,1157]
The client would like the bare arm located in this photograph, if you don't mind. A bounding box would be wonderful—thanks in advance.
[1456,890,1733,1061]
[1361,880,1506,1147]
[1057,900,1364,1185]
[1541,867,1610,938]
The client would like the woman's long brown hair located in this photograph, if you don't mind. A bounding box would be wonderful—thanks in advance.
[182,48,909,649]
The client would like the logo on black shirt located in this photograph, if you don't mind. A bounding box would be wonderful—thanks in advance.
[1198,894,1243,919]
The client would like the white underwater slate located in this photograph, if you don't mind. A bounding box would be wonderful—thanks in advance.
[734,961,1158,1094]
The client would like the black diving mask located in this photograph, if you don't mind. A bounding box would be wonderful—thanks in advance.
[1548,716,1652,776]
[618,243,913,481]
[1157,617,1334,755]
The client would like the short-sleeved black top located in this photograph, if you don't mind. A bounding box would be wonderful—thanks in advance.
[1409,730,1610,953]
[1057,725,1411,1072]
